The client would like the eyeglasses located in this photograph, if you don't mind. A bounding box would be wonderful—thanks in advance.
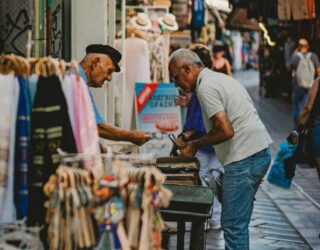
[170,65,184,85]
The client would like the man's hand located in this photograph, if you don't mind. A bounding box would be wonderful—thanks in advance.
[130,130,152,146]
[180,141,197,157]
[174,95,188,107]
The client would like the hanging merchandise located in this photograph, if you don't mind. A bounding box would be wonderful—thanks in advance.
[0,71,20,223]
[0,55,100,226]
[157,14,179,82]
[28,74,77,226]
[44,153,171,250]
[120,14,152,130]
[305,0,316,19]
[277,0,307,20]
[316,0,320,18]
[192,0,205,28]
[15,76,32,220]
[0,54,173,249]
[149,34,166,82]
[95,160,171,250]
[44,165,96,250]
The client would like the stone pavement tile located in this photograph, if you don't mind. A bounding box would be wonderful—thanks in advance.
[262,182,320,249]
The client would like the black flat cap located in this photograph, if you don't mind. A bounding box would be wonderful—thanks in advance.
[86,44,122,72]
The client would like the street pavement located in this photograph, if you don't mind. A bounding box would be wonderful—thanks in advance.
[167,69,320,249]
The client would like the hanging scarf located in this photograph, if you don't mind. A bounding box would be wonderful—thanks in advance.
[70,75,100,170]
[0,74,20,222]
[14,77,32,219]
[28,75,77,226]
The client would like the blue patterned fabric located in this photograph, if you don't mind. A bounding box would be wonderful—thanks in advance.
[15,77,32,219]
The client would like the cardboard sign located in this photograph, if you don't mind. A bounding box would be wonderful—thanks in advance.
[135,83,182,157]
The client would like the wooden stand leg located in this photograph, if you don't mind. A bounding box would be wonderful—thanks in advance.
[189,221,204,250]
[177,222,185,250]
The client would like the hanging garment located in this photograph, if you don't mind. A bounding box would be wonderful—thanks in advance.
[15,77,32,220]
[149,34,166,83]
[0,74,20,223]
[60,75,75,135]
[70,74,100,157]
[278,0,307,20]
[261,0,278,19]
[305,0,316,19]
[316,0,320,18]
[28,75,77,226]
[122,37,151,130]
[247,0,261,19]
[28,74,39,105]
[316,20,320,39]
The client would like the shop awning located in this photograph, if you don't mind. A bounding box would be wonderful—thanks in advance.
[226,8,261,31]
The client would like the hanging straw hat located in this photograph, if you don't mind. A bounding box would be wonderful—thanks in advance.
[157,13,179,31]
[130,13,152,31]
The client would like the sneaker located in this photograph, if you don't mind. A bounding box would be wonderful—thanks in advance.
[210,223,222,230]
[204,222,222,231]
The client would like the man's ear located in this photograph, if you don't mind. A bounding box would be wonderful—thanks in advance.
[92,57,100,68]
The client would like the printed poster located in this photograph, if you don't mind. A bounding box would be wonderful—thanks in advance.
[135,83,182,157]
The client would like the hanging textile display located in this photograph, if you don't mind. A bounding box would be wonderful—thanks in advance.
[118,36,151,130]
[277,0,307,20]
[0,55,100,225]
[0,73,20,223]
[44,165,96,250]
[15,76,32,219]
[95,160,171,250]
[0,54,172,249]
[28,74,77,226]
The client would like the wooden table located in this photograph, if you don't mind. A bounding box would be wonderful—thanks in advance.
[161,184,214,250]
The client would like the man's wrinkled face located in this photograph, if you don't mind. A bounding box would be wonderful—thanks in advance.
[90,55,116,88]
[169,62,194,93]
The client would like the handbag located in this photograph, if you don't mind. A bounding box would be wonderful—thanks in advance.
[268,140,297,188]
[294,80,320,167]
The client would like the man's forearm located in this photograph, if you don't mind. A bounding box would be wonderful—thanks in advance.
[191,128,233,150]
[317,67,320,77]
[98,123,133,141]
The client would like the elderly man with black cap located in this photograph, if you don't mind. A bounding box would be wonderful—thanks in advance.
[78,44,151,145]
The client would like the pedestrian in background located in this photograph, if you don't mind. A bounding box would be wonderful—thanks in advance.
[169,49,272,250]
[287,37,320,124]
[212,44,232,76]
[175,43,224,230]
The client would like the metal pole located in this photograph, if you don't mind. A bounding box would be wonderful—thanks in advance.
[120,0,126,128]
[107,0,116,124]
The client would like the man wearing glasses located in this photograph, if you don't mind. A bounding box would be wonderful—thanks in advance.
[287,38,320,124]
[169,49,272,250]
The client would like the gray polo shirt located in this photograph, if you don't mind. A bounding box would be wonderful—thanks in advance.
[196,68,273,165]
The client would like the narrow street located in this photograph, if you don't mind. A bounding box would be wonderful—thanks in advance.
[169,70,320,250]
